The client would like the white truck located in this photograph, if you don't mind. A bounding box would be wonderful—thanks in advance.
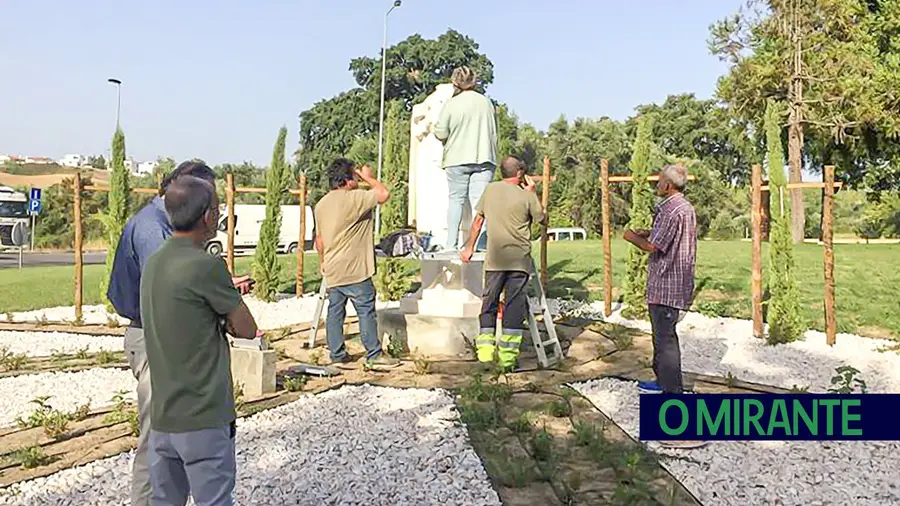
[0,186,29,249]
[205,204,315,257]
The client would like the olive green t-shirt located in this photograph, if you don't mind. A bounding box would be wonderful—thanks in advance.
[475,182,544,273]
[140,237,241,433]
[314,189,379,288]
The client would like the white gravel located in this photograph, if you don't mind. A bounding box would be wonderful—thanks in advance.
[560,300,900,393]
[572,377,900,506]
[0,368,135,427]
[0,331,122,357]
[0,385,501,506]
[1,296,399,331]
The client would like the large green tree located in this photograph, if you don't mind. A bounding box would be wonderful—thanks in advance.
[622,116,656,319]
[100,128,130,306]
[253,127,289,301]
[710,0,886,242]
[296,30,495,204]
[763,101,804,344]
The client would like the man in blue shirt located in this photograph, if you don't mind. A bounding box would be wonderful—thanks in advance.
[107,160,217,506]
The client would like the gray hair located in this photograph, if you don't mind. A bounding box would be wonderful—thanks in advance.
[451,66,477,91]
[661,164,688,191]
[164,175,216,232]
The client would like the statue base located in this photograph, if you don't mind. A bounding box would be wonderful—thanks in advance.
[379,252,485,358]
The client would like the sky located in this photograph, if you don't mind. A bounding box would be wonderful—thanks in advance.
[0,0,745,166]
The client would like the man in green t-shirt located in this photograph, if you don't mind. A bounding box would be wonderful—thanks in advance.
[141,176,259,506]
[314,158,400,369]
[461,157,544,371]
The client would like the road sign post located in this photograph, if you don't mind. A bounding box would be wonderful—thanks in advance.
[28,187,41,251]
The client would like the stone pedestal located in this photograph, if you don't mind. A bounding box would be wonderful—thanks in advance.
[230,348,276,398]
[379,252,485,358]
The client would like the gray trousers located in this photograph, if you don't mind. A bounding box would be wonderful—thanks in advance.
[149,425,236,506]
[125,327,153,506]
[648,304,684,393]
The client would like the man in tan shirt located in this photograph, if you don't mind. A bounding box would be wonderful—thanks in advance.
[314,158,399,368]
[461,157,544,371]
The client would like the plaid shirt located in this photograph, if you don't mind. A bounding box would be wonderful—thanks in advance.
[646,193,696,310]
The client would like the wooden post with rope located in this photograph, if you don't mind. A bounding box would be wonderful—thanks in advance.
[225,172,235,275]
[73,172,84,324]
[540,156,551,289]
[600,159,612,317]
[823,165,836,345]
[750,164,764,338]
[296,173,307,297]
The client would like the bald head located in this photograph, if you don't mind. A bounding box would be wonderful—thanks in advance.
[500,156,525,179]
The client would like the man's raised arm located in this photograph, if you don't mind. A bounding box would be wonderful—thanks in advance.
[356,164,390,204]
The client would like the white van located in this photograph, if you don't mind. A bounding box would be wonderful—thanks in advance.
[547,227,587,241]
[206,204,315,257]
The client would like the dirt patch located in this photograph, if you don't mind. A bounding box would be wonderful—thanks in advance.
[0,170,109,188]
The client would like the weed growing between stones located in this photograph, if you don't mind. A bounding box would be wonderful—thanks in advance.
[283,375,307,392]
[605,325,635,351]
[413,357,431,375]
[75,347,90,360]
[0,346,27,371]
[95,350,115,364]
[828,365,868,394]
[103,391,139,436]
[12,445,55,469]
[14,396,76,439]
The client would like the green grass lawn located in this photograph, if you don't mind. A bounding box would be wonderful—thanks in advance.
[1,239,898,338]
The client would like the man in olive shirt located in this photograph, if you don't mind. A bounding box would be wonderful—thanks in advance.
[461,157,544,371]
[314,158,399,368]
[141,176,259,506]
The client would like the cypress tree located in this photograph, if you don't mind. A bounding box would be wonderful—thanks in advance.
[101,128,130,307]
[253,127,288,301]
[764,100,804,344]
[622,115,655,319]
[381,100,409,236]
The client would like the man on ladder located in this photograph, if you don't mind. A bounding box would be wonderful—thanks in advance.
[460,156,545,372]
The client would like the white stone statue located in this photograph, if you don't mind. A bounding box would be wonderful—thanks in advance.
[407,83,472,249]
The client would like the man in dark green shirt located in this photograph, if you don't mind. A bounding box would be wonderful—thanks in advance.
[461,157,544,372]
[141,175,258,506]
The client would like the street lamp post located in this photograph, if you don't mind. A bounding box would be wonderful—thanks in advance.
[375,0,401,238]
[108,78,122,129]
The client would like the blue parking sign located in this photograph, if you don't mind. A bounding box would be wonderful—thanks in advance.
[28,187,42,215]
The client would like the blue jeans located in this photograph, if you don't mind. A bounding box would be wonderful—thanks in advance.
[149,424,236,506]
[446,163,495,249]
[326,278,382,361]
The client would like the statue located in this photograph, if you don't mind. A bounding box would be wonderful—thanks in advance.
[407,83,473,250]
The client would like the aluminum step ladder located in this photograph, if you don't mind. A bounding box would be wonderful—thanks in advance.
[307,279,328,349]
[523,260,564,368]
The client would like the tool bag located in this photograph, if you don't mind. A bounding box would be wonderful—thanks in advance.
[377,229,422,258]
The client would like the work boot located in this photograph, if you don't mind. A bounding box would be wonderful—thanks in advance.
[366,355,401,369]
[473,333,497,364]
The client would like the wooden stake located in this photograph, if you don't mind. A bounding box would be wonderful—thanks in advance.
[225,172,235,274]
[73,172,84,323]
[296,173,307,297]
[823,165,836,345]
[600,159,612,317]
[540,156,550,289]
[750,164,764,339]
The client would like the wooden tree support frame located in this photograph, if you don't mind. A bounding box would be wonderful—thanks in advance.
[598,159,698,317]
[72,171,310,321]
[750,165,840,345]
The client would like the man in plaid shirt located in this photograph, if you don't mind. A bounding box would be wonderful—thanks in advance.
[624,164,697,395]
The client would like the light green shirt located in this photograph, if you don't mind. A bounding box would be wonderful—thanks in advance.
[434,90,497,169]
